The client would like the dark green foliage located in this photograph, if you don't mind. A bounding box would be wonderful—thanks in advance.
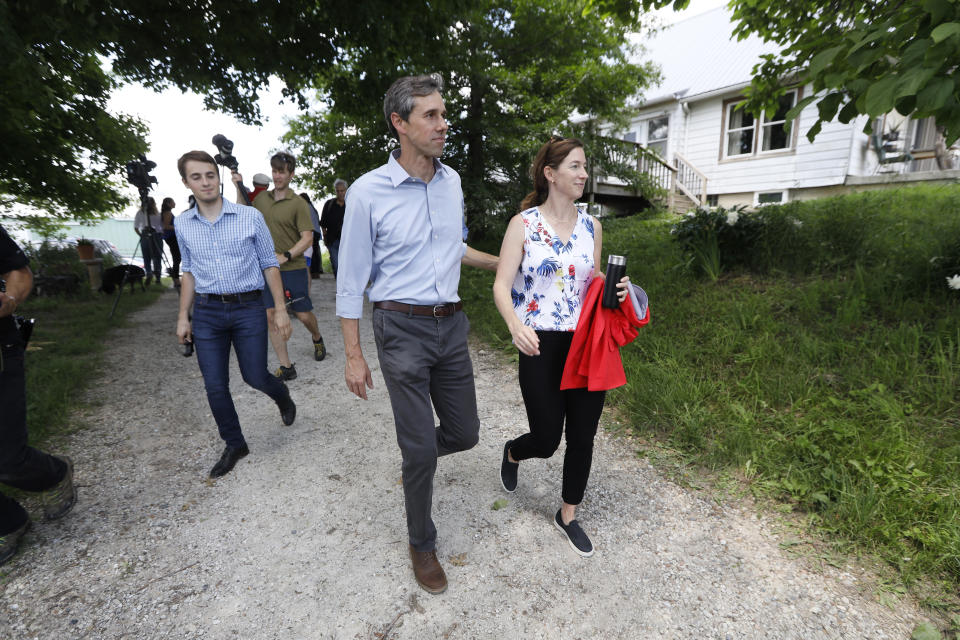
[461,185,960,591]
[24,242,87,294]
[0,1,347,220]
[284,0,661,240]
[673,186,960,304]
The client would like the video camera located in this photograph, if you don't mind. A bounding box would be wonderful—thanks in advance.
[213,133,252,205]
[212,134,239,172]
[125,154,157,200]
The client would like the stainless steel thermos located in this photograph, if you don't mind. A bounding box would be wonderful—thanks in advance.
[602,255,626,308]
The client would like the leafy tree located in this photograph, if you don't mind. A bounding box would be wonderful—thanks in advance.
[284,0,660,237]
[644,0,960,142]
[0,0,339,222]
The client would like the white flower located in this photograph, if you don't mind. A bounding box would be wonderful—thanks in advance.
[685,211,695,218]
[791,218,803,228]
[947,275,960,290]
[725,210,739,226]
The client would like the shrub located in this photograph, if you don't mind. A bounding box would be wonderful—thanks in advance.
[673,185,960,301]
[24,241,86,296]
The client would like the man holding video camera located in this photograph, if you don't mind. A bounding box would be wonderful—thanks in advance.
[232,152,327,382]
[174,151,297,479]
[134,196,165,285]
[0,225,77,566]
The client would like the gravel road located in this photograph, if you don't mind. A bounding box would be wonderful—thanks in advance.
[0,274,931,639]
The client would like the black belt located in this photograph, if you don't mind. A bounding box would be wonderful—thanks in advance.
[374,300,463,317]
[202,290,262,303]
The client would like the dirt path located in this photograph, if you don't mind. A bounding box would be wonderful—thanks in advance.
[0,274,931,639]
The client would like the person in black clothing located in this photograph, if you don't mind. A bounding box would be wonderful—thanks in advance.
[300,192,324,277]
[319,178,347,277]
[160,197,181,288]
[0,225,77,566]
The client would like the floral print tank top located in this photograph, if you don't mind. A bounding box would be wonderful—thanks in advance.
[510,206,597,331]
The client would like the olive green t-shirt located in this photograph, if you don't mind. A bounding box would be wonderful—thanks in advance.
[253,190,313,272]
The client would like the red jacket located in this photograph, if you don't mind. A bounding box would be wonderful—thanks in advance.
[560,277,649,391]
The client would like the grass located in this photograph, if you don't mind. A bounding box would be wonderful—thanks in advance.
[461,185,960,604]
[18,283,165,448]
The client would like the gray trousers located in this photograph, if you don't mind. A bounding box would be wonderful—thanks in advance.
[373,307,480,552]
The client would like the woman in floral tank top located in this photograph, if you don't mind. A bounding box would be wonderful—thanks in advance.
[492,136,629,557]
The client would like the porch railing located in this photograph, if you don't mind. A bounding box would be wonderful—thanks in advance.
[588,137,707,211]
[674,152,707,206]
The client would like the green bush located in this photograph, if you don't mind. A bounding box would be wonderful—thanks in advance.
[24,241,86,295]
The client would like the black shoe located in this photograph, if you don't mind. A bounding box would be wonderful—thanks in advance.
[553,510,594,557]
[275,364,297,380]
[209,444,250,478]
[278,393,296,426]
[500,440,518,492]
[313,337,326,362]
[0,519,30,566]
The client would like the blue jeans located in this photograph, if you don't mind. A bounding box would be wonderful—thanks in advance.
[328,240,340,277]
[192,296,290,448]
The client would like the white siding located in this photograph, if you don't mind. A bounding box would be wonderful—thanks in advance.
[679,87,856,195]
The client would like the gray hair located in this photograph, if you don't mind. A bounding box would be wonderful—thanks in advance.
[383,73,445,140]
[333,178,348,189]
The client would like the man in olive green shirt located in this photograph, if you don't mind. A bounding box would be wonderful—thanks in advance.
[232,152,326,381]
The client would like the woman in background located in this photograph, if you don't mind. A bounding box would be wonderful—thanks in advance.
[160,197,181,289]
[492,136,628,557]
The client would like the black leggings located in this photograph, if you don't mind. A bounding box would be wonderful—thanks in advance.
[164,235,181,279]
[510,330,605,505]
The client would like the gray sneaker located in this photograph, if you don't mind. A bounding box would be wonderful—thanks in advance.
[41,456,77,520]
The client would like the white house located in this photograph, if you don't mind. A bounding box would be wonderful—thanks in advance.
[590,7,960,212]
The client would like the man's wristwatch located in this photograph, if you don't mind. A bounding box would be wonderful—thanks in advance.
[283,251,292,260]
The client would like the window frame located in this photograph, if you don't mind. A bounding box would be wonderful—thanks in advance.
[622,113,670,159]
[644,115,670,160]
[720,87,802,162]
[755,190,788,206]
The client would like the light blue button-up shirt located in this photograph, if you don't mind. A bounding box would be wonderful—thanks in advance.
[336,150,468,319]
[174,198,279,295]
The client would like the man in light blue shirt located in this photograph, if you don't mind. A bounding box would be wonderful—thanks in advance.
[174,150,297,479]
[337,74,495,595]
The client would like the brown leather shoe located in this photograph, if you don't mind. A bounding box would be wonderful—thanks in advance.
[409,545,448,594]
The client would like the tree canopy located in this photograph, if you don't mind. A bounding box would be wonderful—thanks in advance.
[645,0,960,143]
[0,1,338,221]
[284,0,660,236]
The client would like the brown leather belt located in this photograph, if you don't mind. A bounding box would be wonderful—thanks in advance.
[373,300,463,317]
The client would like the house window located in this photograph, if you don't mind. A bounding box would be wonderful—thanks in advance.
[706,194,719,207]
[623,115,670,158]
[725,106,755,157]
[760,92,796,152]
[756,191,785,205]
[723,89,799,159]
[646,116,669,159]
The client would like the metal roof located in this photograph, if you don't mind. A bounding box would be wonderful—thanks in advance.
[631,7,781,105]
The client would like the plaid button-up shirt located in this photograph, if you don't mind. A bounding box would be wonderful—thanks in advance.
[174,198,278,295]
